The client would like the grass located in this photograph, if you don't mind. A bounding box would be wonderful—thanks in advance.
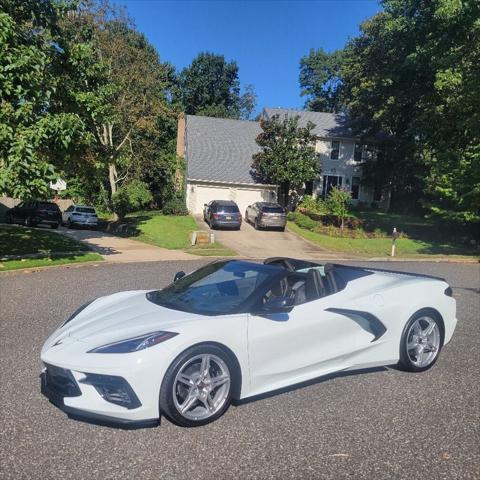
[0,253,103,272]
[102,211,237,256]
[287,221,479,259]
[0,224,102,272]
[0,224,90,256]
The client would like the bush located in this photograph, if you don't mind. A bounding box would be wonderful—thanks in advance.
[112,180,153,219]
[326,187,351,228]
[298,195,328,215]
[162,197,188,216]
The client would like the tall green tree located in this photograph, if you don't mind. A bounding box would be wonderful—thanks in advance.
[299,48,344,113]
[0,0,86,198]
[59,0,178,212]
[252,114,320,206]
[176,52,256,119]
[341,0,480,221]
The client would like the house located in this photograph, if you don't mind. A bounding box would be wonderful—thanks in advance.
[176,108,390,215]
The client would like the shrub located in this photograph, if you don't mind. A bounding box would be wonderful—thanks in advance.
[298,195,328,215]
[112,180,153,219]
[326,187,351,229]
[162,197,188,216]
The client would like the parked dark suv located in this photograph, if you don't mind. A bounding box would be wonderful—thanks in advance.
[6,201,62,229]
[203,200,242,229]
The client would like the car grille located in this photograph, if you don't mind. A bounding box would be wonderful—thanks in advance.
[45,364,81,397]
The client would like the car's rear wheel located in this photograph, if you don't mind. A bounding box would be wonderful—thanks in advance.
[160,345,233,427]
[25,216,34,227]
[245,211,249,223]
[50,223,59,229]
[399,310,443,372]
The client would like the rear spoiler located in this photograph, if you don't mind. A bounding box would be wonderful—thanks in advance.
[334,264,446,282]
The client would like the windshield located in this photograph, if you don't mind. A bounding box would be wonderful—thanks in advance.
[262,205,284,213]
[77,207,96,213]
[147,261,280,315]
[216,205,239,213]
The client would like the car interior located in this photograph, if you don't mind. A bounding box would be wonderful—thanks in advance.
[262,257,343,305]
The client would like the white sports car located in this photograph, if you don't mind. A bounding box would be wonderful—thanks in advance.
[41,258,457,428]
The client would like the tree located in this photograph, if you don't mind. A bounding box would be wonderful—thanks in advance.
[340,0,480,222]
[240,83,257,120]
[59,0,178,216]
[252,114,320,206]
[299,48,344,113]
[0,0,86,199]
[326,187,351,229]
[176,52,255,119]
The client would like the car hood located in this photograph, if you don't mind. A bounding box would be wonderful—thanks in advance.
[44,290,203,349]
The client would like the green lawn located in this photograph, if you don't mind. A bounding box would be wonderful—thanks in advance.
[104,211,237,256]
[0,252,103,272]
[0,224,90,256]
[287,221,479,259]
[0,224,102,272]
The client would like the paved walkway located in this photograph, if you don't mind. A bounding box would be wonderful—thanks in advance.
[195,215,347,260]
[56,227,199,262]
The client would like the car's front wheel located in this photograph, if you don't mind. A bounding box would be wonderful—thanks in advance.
[399,310,443,372]
[160,345,233,427]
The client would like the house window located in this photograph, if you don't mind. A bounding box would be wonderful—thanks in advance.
[322,175,343,199]
[354,143,363,162]
[351,176,361,200]
[330,140,340,160]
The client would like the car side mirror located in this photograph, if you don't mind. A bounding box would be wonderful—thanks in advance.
[174,271,186,282]
[260,296,294,314]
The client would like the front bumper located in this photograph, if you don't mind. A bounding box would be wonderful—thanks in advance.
[40,369,159,429]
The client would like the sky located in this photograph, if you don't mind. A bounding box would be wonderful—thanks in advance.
[114,0,381,114]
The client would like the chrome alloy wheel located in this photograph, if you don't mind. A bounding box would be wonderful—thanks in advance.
[173,354,231,421]
[406,316,441,368]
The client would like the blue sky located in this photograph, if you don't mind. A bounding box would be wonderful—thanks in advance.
[115,0,381,113]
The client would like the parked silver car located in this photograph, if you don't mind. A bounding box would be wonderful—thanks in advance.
[62,205,98,229]
[245,202,286,231]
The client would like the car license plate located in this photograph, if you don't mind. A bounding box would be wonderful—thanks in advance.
[225,216,232,220]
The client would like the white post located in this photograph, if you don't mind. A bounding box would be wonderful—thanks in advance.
[391,227,397,257]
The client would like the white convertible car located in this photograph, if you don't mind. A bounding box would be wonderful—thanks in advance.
[41,258,457,428]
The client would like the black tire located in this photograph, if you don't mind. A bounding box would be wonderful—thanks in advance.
[254,218,259,230]
[160,344,235,427]
[279,226,285,232]
[245,211,249,223]
[25,216,34,227]
[398,309,443,373]
[67,219,73,229]
[50,223,59,229]
[6,214,13,224]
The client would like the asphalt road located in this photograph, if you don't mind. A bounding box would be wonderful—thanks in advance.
[1,260,479,479]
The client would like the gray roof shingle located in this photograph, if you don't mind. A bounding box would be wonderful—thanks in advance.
[263,108,356,139]
[186,115,264,184]
[185,109,360,185]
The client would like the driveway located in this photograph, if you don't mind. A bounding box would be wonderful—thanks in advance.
[1,261,478,479]
[196,215,344,260]
[56,226,198,262]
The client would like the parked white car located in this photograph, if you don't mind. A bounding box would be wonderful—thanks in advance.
[62,205,98,229]
[40,258,457,429]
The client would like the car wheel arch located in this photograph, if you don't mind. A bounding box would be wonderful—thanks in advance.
[165,341,243,400]
[401,307,445,345]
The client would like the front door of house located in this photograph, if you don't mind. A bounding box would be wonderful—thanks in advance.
[322,175,343,199]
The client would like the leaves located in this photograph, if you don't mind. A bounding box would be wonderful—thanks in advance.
[252,114,320,190]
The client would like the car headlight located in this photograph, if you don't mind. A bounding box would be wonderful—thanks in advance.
[62,299,97,327]
[87,331,178,354]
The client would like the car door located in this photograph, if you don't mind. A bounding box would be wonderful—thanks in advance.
[247,279,376,395]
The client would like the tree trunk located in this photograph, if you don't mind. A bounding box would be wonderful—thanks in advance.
[109,163,119,221]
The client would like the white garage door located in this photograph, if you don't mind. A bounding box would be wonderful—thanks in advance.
[187,184,277,214]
